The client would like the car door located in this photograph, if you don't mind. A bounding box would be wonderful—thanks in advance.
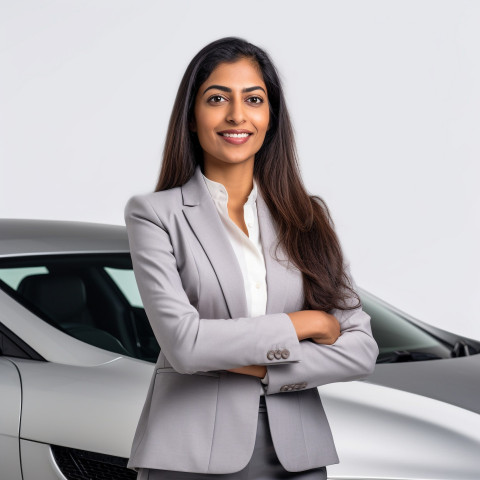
[0,354,23,480]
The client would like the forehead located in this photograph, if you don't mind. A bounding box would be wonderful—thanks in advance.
[200,58,266,89]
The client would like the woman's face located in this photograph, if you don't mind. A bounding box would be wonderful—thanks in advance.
[192,57,270,169]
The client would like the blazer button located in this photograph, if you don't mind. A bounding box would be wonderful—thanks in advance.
[293,384,301,390]
[300,382,307,388]
[287,385,294,391]
[267,350,275,360]
[280,385,289,392]
[281,349,290,359]
[274,349,282,360]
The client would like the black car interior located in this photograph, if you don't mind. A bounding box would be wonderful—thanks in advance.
[0,254,160,362]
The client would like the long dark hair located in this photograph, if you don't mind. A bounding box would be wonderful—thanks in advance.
[155,36,360,312]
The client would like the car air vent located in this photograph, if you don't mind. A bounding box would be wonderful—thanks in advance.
[50,444,136,479]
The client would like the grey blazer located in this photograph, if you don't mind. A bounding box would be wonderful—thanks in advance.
[124,164,379,474]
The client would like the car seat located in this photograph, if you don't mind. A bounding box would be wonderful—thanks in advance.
[17,273,131,356]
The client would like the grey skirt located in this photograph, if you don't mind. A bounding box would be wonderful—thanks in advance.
[136,396,328,480]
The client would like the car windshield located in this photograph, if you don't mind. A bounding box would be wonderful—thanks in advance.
[0,253,455,363]
[362,294,453,362]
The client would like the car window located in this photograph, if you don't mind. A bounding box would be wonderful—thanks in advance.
[0,255,159,363]
[104,267,143,308]
[0,266,48,290]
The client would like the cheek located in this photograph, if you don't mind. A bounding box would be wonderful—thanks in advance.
[195,110,220,138]
[194,115,215,147]
[196,130,215,154]
[252,110,270,135]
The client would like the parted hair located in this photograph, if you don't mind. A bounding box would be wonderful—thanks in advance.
[154,36,360,312]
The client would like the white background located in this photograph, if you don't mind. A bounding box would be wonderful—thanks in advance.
[1,1,479,339]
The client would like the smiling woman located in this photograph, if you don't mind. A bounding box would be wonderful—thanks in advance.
[190,59,270,161]
[125,36,378,480]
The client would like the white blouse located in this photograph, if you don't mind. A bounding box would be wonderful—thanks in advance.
[201,172,269,395]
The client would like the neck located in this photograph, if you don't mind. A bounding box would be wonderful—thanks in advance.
[202,160,254,208]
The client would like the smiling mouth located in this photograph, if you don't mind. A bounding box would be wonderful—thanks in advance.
[217,130,253,145]
[219,132,251,138]
[217,130,253,138]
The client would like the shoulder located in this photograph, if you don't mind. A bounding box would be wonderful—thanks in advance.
[124,186,183,226]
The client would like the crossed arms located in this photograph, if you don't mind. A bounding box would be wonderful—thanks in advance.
[125,194,379,396]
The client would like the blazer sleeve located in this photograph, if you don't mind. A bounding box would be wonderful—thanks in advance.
[263,265,379,395]
[124,194,303,375]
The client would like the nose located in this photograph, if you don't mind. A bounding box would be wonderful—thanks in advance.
[226,96,245,125]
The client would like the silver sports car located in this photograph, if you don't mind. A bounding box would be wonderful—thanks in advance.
[1,219,479,480]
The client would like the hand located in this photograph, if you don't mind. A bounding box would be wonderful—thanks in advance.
[311,312,341,345]
[288,309,341,342]
[227,365,267,378]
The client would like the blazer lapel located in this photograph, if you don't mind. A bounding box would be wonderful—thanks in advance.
[181,164,288,319]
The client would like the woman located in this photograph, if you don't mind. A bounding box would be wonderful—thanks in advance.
[125,36,379,479]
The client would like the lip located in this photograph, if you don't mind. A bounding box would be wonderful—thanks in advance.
[217,129,253,145]
[217,129,253,134]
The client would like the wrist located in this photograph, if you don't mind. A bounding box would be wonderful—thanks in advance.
[228,365,267,378]
[255,365,268,378]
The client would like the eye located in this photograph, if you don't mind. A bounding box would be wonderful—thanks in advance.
[247,96,264,105]
[207,95,226,104]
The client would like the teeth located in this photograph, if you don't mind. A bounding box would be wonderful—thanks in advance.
[221,133,250,138]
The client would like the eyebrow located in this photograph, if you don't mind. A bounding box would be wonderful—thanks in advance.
[202,84,267,96]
